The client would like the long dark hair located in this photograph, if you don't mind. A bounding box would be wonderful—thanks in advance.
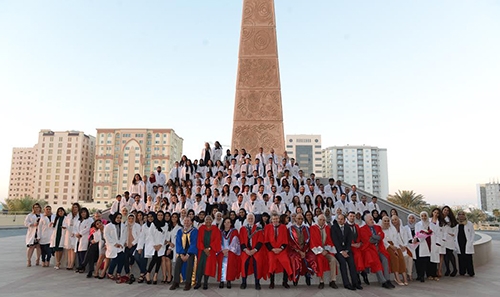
[132,173,142,185]
[79,207,89,221]
[53,207,66,226]
[431,207,445,227]
[442,205,458,227]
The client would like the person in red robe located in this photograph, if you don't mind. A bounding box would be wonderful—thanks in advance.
[264,214,292,289]
[346,211,369,285]
[238,213,266,290]
[310,214,339,289]
[288,214,318,286]
[194,215,222,290]
[359,214,394,289]
[217,218,240,288]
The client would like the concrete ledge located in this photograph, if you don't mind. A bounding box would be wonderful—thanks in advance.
[474,232,492,267]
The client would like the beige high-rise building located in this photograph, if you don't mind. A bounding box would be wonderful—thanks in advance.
[33,130,96,206]
[8,147,36,199]
[92,129,183,205]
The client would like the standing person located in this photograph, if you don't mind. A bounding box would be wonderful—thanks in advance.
[135,211,151,283]
[442,206,458,276]
[288,214,317,286]
[166,213,183,283]
[75,208,93,273]
[50,207,67,269]
[64,203,81,270]
[430,207,445,277]
[25,203,42,267]
[145,211,167,284]
[82,219,104,278]
[414,211,439,282]
[264,214,292,289]
[104,213,127,281]
[201,142,212,166]
[456,210,475,277]
[195,215,222,290]
[130,173,145,200]
[330,214,362,290]
[154,166,167,187]
[405,214,418,280]
[218,218,241,288]
[212,141,223,162]
[310,214,338,289]
[124,214,141,281]
[38,205,55,267]
[170,217,198,291]
[239,213,266,290]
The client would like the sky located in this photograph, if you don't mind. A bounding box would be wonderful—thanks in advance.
[1,0,499,207]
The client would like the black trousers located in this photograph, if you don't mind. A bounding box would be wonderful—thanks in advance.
[174,254,195,284]
[335,253,358,287]
[147,251,163,273]
[416,255,430,279]
[83,243,99,273]
[427,262,438,277]
[458,254,474,276]
[444,248,457,273]
[242,257,260,284]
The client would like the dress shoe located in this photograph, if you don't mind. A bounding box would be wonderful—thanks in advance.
[255,283,261,290]
[269,283,275,289]
[345,284,356,290]
[203,283,208,290]
[305,276,311,286]
[240,283,247,289]
[283,282,290,289]
[444,271,450,276]
[382,282,391,289]
[293,281,298,286]
[318,282,325,289]
[362,274,370,285]
[387,281,395,288]
[329,281,338,289]
[450,270,458,277]
[355,284,363,290]
[227,281,231,289]
[183,283,191,291]
[169,283,179,290]
[219,282,224,289]
[193,283,201,290]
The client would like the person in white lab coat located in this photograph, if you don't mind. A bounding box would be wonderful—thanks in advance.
[38,205,55,267]
[50,207,67,269]
[154,166,167,187]
[441,206,458,277]
[430,207,446,277]
[75,208,94,273]
[64,202,81,270]
[135,212,155,282]
[104,213,127,280]
[24,203,42,267]
[123,214,141,279]
[414,211,439,282]
[456,210,475,277]
[145,211,168,284]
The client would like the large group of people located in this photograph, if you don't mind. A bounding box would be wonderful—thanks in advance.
[24,142,476,291]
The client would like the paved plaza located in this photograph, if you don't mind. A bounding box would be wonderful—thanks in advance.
[1,231,499,297]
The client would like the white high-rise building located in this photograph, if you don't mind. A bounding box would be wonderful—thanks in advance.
[285,135,322,177]
[8,147,36,199]
[477,182,500,213]
[322,145,389,199]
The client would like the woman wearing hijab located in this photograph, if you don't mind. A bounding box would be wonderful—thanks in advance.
[456,210,475,277]
[381,216,408,285]
[123,214,141,282]
[195,215,222,290]
[75,208,93,273]
[441,206,458,277]
[145,211,167,284]
[104,213,127,281]
[405,213,417,280]
[24,203,42,267]
[217,218,241,288]
[414,211,439,282]
[50,207,67,269]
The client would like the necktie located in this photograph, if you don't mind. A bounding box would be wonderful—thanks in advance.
[341,226,344,235]
[274,226,279,240]
[370,226,376,236]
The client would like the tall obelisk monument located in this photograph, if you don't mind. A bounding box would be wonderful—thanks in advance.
[231,0,285,157]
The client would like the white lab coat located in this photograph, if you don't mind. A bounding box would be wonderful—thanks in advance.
[24,213,40,245]
[63,213,80,249]
[104,223,127,259]
[75,217,94,252]
[414,221,440,263]
[38,214,56,245]
[50,217,67,249]
[168,224,182,260]
[442,220,458,250]
[92,229,106,255]
[431,221,446,254]
[145,224,168,258]
[455,222,475,255]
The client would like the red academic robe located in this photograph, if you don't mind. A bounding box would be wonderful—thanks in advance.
[197,225,222,277]
[310,224,335,277]
[264,224,292,276]
[288,225,318,281]
[359,224,390,273]
[239,224,268,280]
[348,223,365,272]
[217,229,241,281]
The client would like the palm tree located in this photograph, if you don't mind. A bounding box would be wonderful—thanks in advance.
[387,190,428,213]
[2,196,47,213]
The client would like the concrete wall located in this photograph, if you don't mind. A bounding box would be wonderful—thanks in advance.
[473,232,492,267]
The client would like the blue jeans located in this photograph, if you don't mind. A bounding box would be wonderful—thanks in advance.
[124,245,137,274]
[108,252,126,275]
[134,246,148,274]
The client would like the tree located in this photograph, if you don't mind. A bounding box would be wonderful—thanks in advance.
[465,208,487,224]
[2,196,47,213]
[387,190,428,213]
[493,209,500,221]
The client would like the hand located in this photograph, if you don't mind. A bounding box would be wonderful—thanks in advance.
[115,244,121,248]
[412,239,416,244]
[399,245,405,250]
[245,249,252,256]
[49,223,54,227]
[170,243,175,248]
[166,249,172,255]
[449,233,455,237]
[250,249,257,256]
[204,248,210,256]
[137,249,142,255]
[352,243,361,248]
[223,249,228,256]
[181,255,188,262]
[321,250,328,256]
[341,251,349,258]
[299,251,305,258]
[91,240,96,244]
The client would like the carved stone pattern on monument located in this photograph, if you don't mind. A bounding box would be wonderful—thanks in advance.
[233,122,284,154]
[234,90,282,121]
[240,27,276,56]
[238,58,279,89]
[242,0,274,27]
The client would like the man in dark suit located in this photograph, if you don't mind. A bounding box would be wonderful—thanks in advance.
[330,214,363,291]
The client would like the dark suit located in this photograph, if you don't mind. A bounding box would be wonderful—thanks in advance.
[330,221,359,287]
